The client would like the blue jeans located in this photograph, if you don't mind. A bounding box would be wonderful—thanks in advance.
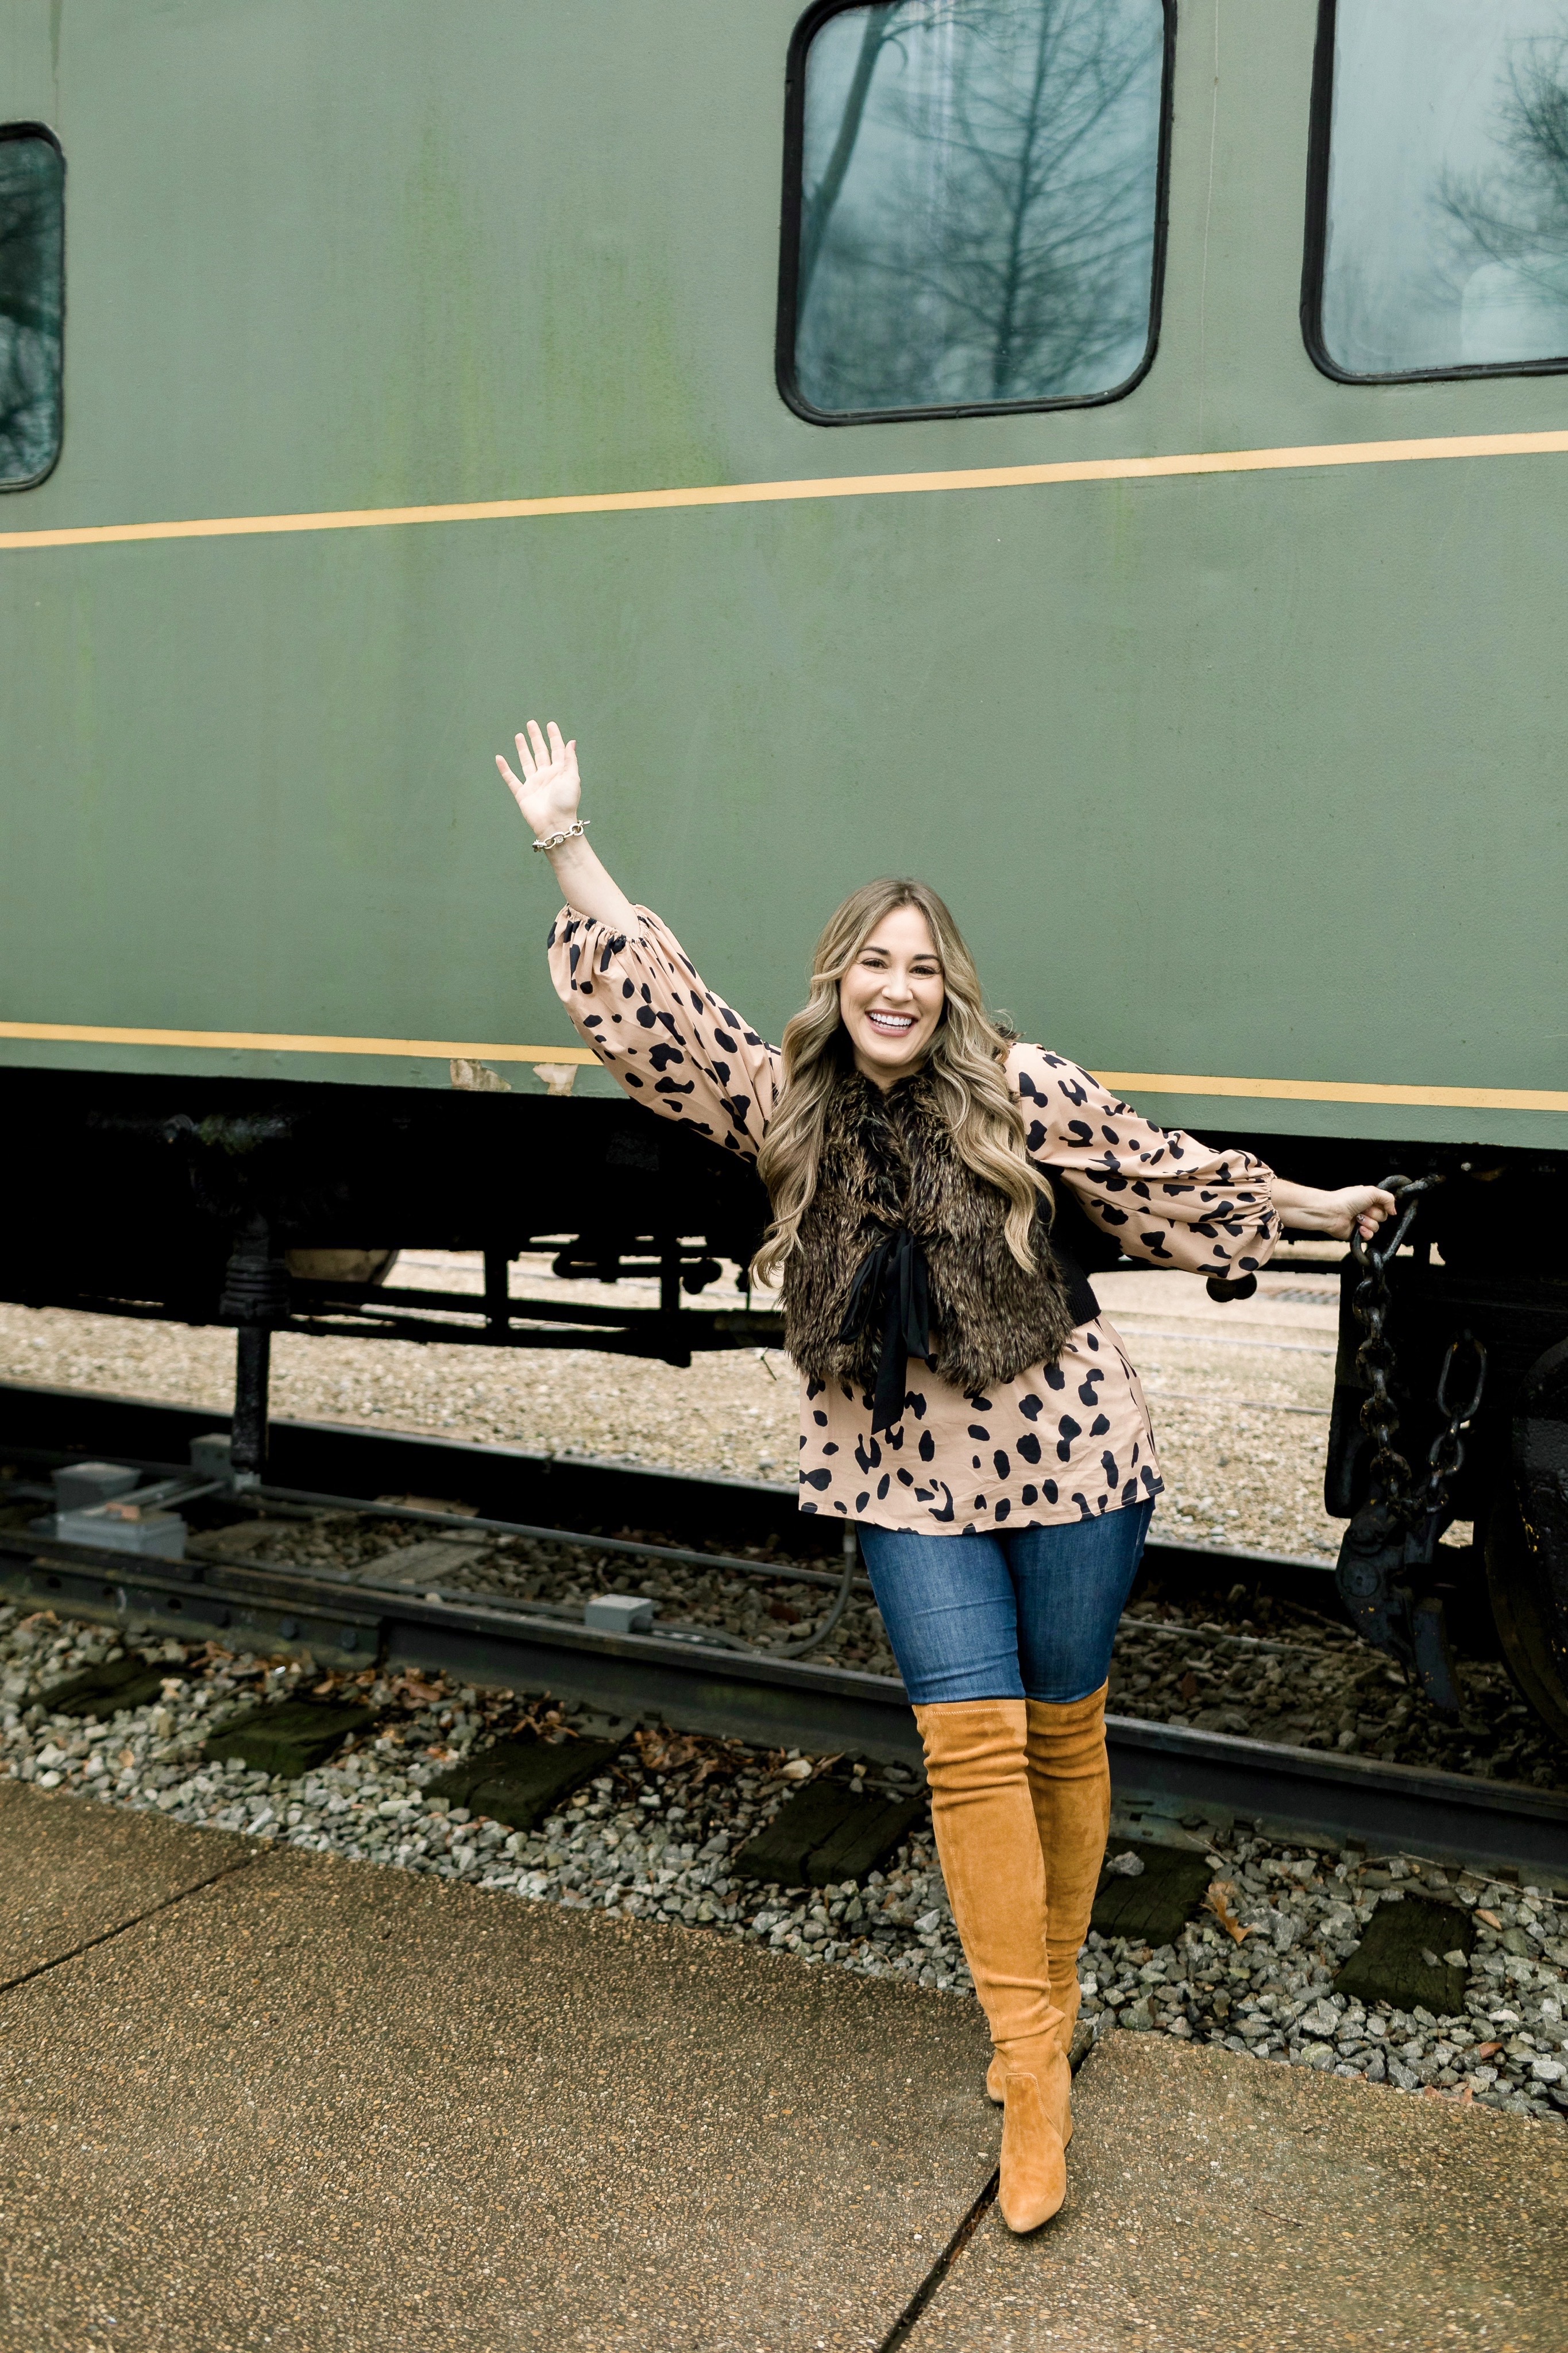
[859,1500,1154,1705]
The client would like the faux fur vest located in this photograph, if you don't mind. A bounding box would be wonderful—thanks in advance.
[781,1066,1093,1413]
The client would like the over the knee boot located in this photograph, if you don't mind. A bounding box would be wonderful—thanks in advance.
[985,1684,1111,2112]
[914,1699,1069,2234]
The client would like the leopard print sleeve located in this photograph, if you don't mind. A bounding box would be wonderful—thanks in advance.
[546,904,782,1164]
[1006,1043,1281,1279]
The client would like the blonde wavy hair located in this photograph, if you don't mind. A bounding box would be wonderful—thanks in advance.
[752,878,1045,1287]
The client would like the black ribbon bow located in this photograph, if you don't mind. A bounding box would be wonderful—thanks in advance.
[837,1226,932,1435]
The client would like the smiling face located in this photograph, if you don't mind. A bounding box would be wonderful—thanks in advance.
[838,902,947,1086]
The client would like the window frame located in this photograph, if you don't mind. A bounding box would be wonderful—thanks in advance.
[774,0,1179,427]
[0,119,65,492]
[1301,0,1568,387]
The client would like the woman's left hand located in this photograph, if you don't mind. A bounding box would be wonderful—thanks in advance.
[1272,1179,1397,1241]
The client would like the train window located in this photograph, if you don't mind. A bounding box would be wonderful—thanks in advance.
[0,128,63,488]
[1309,2,1568,381]
[778,0,1173,423]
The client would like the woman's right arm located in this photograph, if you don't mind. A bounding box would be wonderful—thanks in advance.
[496,719,638,931]
[497,718,781,1160]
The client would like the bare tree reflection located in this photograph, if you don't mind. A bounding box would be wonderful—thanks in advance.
[0,137,64,484]
[795,0,1164,413]
[798,3,904,307]
[1436,30,1568,351]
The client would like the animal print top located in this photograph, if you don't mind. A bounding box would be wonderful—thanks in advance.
[547,906,1280,1535]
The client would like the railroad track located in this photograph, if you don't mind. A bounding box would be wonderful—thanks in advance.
[3,1379,1565,1879]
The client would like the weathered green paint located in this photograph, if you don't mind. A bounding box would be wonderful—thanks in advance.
[2,1,1565,1144]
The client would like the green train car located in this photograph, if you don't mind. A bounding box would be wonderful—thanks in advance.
[3,1,1568,1735]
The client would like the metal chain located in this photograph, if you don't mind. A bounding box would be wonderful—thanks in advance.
[1418,1332,1488,1535]
[1345,1174,1445,1519]
[1338,1176,1479,1720]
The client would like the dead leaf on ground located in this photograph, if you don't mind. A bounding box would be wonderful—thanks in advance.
[635,1727,699,1773]
[513,1699,579,1743]
[1205,1880,1255,1945]
[634,1726,747,1785]
[1474,1909,1503,1930]
[388,1670,446,1706]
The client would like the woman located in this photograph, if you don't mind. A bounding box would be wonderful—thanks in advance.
[497,719,1393,2233]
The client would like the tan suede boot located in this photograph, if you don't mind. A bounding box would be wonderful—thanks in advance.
[914,1699,1069,2234]
[985,1685,1110,2116]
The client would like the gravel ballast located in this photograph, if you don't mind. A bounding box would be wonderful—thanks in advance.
[2,1605,1564,2130]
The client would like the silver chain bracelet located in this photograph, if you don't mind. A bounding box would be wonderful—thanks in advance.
[532,817,589,854]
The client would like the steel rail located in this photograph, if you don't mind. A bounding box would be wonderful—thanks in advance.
[2,1521,1564,1879]
[5,1380,1563,1872]
[0,1379,1354,1619]
[1,1445,878,1599]
[0,1446,1351,1643]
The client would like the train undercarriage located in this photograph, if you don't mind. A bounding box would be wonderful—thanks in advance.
[3,1066,1566,1748]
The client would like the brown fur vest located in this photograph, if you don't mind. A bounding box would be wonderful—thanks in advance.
[781,1066,1083,1401]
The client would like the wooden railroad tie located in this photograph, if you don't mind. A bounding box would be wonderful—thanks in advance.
[424,1734,623,1832]
[732,1778,927,1889]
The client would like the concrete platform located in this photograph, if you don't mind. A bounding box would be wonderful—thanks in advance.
[0,1778,253,1988]
[906,2032,1568,2353]
[0,1784,995,2353]
[2,1786,1564,2353]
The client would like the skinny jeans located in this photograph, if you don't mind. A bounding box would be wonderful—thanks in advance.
[858,1499,1154,1706]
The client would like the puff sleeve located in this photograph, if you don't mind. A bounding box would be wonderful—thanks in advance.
[1006,1043,1280,1278]
[547,905,781,1166]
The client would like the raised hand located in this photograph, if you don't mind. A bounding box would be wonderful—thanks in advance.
[496,719,580,841]
[495,718,636,931]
